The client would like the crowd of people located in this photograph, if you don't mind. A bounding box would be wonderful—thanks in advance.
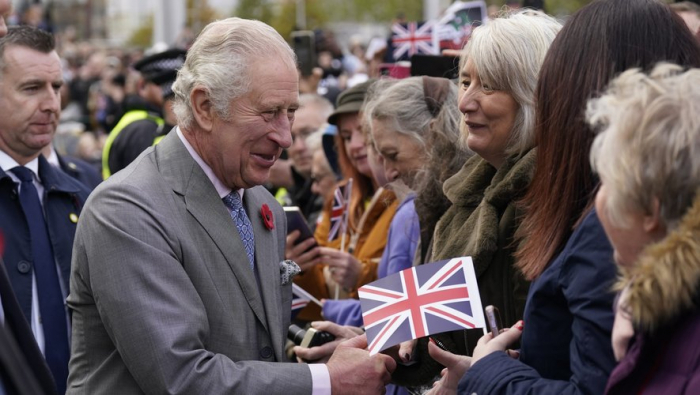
[1,0,700,394]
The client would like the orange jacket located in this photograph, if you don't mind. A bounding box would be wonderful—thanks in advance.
[294,187,397,321]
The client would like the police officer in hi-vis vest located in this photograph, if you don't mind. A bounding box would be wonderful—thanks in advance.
[102,48,186,179]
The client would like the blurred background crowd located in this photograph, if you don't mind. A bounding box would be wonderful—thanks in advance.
[6,0,697,181]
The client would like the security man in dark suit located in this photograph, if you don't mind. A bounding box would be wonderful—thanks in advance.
[0,3,55,394]
[0,26,91,394]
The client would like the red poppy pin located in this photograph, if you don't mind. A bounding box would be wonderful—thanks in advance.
[261,204,274,230]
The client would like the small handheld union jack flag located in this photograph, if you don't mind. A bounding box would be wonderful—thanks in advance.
[390,21,438,61]
[359,257,485,355]
[327,180,352,242]
[291,283,321,320]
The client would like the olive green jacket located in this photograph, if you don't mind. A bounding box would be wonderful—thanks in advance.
[394,148,536,387]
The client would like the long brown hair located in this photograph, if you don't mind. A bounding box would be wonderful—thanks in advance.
[516,0,700,280]
[333,116,375,232]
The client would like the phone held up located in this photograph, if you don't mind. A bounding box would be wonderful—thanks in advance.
[291,30,316,77]
[484,305,503,337]
[284,206,316,248]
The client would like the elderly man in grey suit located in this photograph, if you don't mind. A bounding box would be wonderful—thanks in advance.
[66,18,395,394]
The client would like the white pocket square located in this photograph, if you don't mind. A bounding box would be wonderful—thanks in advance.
[279,260,301,285]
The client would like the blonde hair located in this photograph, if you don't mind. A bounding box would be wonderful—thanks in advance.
[589,63,700,229]
[461,9,561,157]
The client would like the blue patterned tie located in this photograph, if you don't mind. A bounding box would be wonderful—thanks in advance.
[11,166,69,394]
[223,191,255,270]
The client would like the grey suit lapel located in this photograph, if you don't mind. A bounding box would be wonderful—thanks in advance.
[155,132,268,331]
[245,187,284,355]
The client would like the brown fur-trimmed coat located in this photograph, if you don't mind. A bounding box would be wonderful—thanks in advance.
[606,191,700,394]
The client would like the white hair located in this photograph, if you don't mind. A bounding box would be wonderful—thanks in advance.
[299,93,334,121]
[589,63,700,230]
[363,77,461,157]
[305,125,325,153]
[461,9,561,157]
[172,18,296,130]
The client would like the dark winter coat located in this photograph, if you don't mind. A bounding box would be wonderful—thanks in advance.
[458,209,618,394]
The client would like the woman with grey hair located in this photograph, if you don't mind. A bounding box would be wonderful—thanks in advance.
[300,75,465,318]
[366,76,473,266]
[392,9,561,387]
[590,64,700,394]
[318,76,470,325]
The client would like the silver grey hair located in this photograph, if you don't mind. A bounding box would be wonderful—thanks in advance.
[363,77,461,156]
[589,63,700,230]
[299,93,334,121]
[172,18,296,130]
[461,9,561,157]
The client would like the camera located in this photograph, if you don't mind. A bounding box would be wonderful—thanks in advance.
[288,324,336,348]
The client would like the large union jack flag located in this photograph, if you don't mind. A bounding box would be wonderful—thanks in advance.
[327,182,350,242]
[390,21,438,61]
[359,257,485,355]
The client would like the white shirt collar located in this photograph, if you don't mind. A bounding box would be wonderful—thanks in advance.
[45,147,60,168]
[176,127,243,199]
[0,149,40,181]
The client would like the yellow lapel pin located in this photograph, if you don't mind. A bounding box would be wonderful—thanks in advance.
[69,213,78,223]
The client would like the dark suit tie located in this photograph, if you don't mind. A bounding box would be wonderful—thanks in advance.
[11,166,69,394]
[223,191,255,270]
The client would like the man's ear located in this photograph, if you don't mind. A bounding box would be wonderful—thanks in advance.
[137,78,147,96]
[191,87,214,132]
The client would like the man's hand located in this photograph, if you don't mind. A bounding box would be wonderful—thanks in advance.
[285,231,321,272]
[293,321,364,363]
[327,334,397,395]
[426,340,472,395]
[320,247,361,290]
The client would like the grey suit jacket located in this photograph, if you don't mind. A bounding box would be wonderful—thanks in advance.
[66,131,313,394]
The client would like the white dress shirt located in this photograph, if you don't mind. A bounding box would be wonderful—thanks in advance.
[176,128,331,394]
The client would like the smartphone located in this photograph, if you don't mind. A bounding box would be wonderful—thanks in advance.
[485,305,503,337]
[410,54,459,79]
[291,30,316,76]
[284,206,316,246]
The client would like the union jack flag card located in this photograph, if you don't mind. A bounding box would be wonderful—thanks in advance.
[327,181,350,242]
[390,21,438,61]
[359,257,485,355]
